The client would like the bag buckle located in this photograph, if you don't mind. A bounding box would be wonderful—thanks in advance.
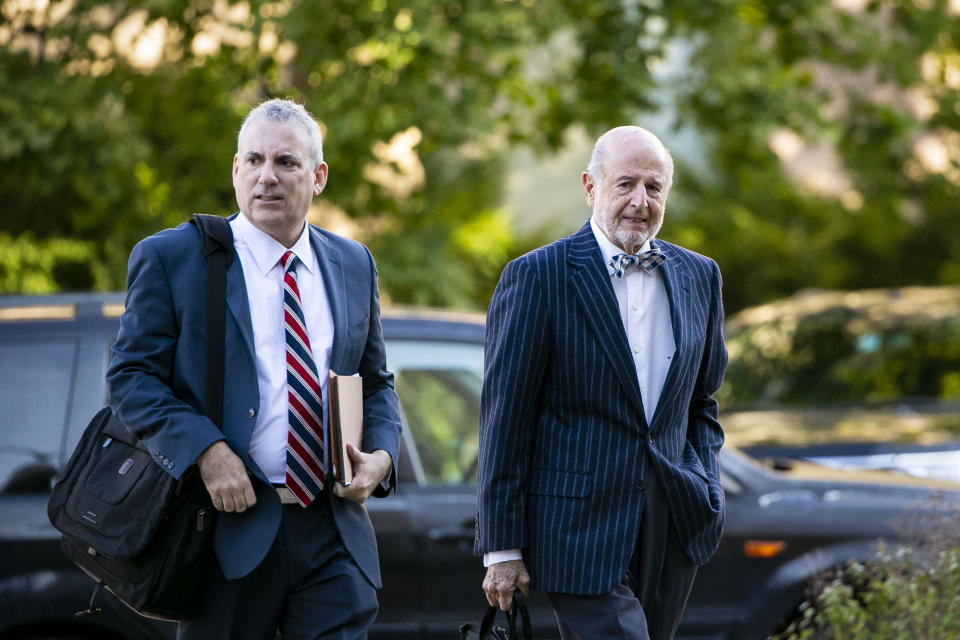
[74,581,104,617]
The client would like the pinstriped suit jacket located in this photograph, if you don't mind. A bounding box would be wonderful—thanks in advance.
[476,221,727,595]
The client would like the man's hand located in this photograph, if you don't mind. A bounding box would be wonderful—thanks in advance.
[333,444,391,505]
[197,441,257,513]
[483,559,530,611]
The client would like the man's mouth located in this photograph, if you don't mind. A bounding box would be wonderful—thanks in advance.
[255,194,283,201]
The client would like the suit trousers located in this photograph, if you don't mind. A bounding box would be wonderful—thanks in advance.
[177,496,378,640]
[546,474,697,640]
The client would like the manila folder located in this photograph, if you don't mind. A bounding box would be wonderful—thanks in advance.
[328,372,363,485]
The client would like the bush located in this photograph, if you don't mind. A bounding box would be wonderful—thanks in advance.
[776,514,960,640]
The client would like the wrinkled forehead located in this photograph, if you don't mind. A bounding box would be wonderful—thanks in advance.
[237,119,312,159]
[605,132,669,178]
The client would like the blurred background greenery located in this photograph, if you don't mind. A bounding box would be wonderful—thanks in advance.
[2,0,960,316]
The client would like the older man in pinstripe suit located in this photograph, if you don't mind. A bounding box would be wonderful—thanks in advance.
[477,126,727,640]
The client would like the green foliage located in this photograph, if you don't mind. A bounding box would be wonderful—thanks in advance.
[1,0,675,304]
[777,540,960,640]
[665,0,960,313]
[3,0,960,311]
[0,233,110,293]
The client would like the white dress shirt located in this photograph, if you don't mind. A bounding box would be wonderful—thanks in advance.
[484,218,676,567]
[590,217,676,425]
[230,212,335,484]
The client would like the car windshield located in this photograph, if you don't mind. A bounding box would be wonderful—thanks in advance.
[719,286,960,450]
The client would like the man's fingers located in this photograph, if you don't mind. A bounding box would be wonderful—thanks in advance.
[334,482,368,505]
[482,561,527,611]
[484,586,498,608]
[220,493,236,513]
[482,569,500,608]
[198,441,258,512]
[345,442,363,463]
[243,485,258,509]
[497,586,514,611]
[517,565,531,596]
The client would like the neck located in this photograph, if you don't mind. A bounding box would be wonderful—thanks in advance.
[272,221,306,249]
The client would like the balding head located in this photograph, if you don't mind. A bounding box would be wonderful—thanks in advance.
[586,126,674,196]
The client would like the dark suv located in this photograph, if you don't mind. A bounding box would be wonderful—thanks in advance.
[2,293,959,640]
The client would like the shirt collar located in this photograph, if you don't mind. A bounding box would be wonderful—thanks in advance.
[234,212,316,276]
[589,216,652,277]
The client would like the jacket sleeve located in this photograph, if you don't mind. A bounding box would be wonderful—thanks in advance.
[106,237,224,480]
[686,259,727,514]
[476,257,550,555]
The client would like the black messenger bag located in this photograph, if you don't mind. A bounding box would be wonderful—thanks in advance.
[47,214,233,621]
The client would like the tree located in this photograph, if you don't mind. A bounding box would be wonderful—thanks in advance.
[3,0,958,311]
[0,0,668,302]
[662,0,960,312]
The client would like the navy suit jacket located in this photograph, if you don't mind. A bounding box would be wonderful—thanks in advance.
[106,216,401,585]
[476,222,727,595]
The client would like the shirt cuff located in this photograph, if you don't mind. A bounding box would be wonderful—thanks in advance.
[483,549,523,567]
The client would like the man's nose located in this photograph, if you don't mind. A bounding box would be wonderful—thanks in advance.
[258,161,279,184]
[629,186,647,210]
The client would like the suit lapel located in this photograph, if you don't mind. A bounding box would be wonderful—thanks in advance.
[648,240,691,432]
[309,226,347,373]
[225,257,256,365]
[566,223,647,424]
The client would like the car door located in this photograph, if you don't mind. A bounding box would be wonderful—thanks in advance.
[381,338,487,637]
[0,305,173,640]
[381,334,560,639]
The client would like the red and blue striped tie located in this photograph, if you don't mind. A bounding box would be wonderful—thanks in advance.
[282,250,325,507]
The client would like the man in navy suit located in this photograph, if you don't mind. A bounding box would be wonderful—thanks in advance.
[477,126,727,640]
[107,99,401,639]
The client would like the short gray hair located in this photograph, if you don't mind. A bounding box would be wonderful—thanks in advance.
[586,142,606,180]
[237,98,324,168]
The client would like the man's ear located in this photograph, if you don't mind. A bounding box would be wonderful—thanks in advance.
[581,171,596,207]
[313,162,329,196]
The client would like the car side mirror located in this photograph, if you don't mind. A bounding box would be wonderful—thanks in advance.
[2,463,58,494]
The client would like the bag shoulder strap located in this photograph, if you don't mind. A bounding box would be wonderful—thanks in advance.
[189,214,233,430]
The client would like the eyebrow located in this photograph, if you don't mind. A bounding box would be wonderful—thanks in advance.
[244,151,303,163]
[616,173,663,187]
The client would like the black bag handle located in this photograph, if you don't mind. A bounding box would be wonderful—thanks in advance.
[477,591,533,640]
[190,214,233,429]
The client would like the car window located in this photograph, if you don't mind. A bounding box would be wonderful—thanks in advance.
[0,338,77,492]
[386,339,483,486]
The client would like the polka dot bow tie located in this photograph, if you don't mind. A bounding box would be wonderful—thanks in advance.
[609,250,666,278]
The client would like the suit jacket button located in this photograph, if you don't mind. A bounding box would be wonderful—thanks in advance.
[634,480,645,490]
[248,408,256,418]
[647,435,653,443]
